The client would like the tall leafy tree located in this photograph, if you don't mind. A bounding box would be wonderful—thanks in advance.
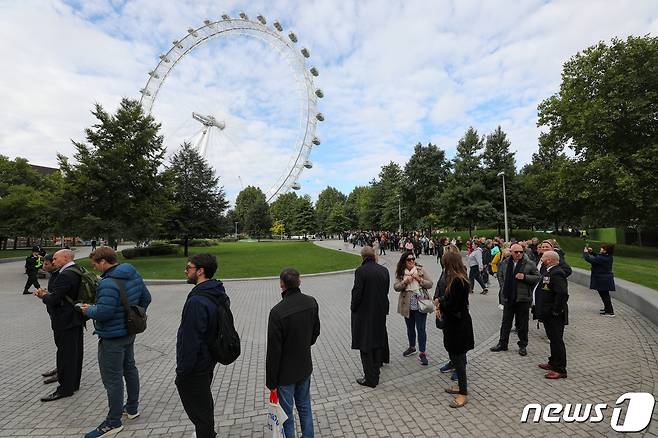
[538,35,658,229]
[269,192,299,236]
[315,187,346,234]
[345,186,371,229]
[58,98,172,245]
[439,127,494,233]
[235,186,272,238]
[482,126,518,231]
[164,143,229,254]
[403,143,451,230]
[293,195,316,236]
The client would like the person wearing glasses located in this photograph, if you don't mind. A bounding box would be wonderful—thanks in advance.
[394,251,433,365]
[176,253,229,438]
[490,244,539,357]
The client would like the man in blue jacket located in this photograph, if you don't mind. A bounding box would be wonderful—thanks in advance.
[81,246,151,438]
[176,253,228,438]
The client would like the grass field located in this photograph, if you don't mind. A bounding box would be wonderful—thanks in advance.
[0,247,62,259]
[75,241,361,279]
[440,229,658,291]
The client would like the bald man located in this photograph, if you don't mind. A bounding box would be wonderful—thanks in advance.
[490,243,539,356]
[536,251,569,379]
[35,248,85,401]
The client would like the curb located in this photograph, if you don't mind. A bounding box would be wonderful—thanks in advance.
[0,257,24,264]
[569,267,658,327]
[144,267,357,286]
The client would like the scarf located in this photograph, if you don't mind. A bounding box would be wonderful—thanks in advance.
[502,258,521,304]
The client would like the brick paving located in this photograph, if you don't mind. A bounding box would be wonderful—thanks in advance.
[0,240,656,437]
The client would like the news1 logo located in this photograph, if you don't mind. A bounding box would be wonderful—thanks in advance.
[520,392,656,432]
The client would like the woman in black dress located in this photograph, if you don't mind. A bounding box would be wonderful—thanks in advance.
[583,243,616,316]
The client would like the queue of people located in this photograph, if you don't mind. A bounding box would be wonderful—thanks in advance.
[26,229,619,436]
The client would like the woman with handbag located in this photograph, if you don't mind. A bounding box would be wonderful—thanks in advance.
[435,251,474,408]
[394,251,434,366]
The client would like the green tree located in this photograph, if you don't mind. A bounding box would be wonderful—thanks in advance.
[439,127,494,233]
[326,203,349,234]
[293,195,316,236]
[315,187,346,234]
[269,192,299,236]
[164,143,229,255]
[235,186,272,239]
[58,98,172,245]
[402,143,451,230]
[345,186,371,229]
[537,35,658,229]
[482,126,518,231]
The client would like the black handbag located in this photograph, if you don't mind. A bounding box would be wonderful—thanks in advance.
[435,313,446,329]
[113,278,147,335]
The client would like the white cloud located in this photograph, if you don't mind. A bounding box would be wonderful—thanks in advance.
[1,0,657,203]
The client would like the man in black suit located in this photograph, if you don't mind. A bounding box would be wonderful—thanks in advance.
[536,250,569,379]
[39,254,59,384]
[351,245,390,388]
[35,249,84,401]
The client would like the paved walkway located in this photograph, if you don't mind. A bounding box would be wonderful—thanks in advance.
[0,241,656,437]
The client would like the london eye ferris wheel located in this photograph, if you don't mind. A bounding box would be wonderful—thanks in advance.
[139,12,323,201]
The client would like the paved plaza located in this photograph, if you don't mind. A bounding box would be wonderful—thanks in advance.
[0,241,657,437]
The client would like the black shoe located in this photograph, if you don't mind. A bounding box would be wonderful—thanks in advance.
[22,291,31,295]
[41,368,57,377]
[490,344,508,352]
[356,377,377,388]
[40,391,72,402]
[43,375,58,384]
[518,347,527,356]
[402,347,417,357]
[480,289,488,295]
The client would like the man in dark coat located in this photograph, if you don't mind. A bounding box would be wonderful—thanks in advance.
[266,268,320,438]
[351,246,390,388]
[491,244,539,356]
[536,250,569,379]
[582,245,616,316]
[34,249,83,401]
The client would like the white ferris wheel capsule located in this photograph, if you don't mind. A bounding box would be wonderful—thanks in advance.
[138,13,322,202]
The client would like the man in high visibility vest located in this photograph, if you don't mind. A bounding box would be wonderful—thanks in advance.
[23,246,43,294]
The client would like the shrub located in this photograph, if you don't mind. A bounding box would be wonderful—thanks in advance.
[122,243,179,259]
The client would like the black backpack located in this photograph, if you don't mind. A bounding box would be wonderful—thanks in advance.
[194,291,241,365]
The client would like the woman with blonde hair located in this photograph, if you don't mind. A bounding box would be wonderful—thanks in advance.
[394,251,433,365]
[435,251,474,408]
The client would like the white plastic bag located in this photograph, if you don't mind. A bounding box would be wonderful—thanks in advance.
[267,390,288,438]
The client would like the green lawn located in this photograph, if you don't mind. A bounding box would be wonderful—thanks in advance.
[440,229,658,291]
[0,247,61,259]
[76,241,360,279]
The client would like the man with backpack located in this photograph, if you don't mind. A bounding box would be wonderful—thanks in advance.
[177,253,237,438]
[34,249,84,402]
[80,246,151,438]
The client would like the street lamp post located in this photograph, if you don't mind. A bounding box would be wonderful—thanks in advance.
[397,194,402,233]
[234,221,239,240]
[497,171,509,242]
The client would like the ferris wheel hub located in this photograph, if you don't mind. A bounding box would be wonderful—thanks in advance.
[192,112,225,130]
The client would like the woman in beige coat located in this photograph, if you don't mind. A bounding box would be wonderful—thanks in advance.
[394,251,434,365]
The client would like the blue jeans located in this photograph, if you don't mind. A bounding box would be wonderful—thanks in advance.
[278,375,314,438]
[98,335,139,423]
[405,310,427,352]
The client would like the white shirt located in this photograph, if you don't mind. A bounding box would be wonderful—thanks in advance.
[59,261,75,272]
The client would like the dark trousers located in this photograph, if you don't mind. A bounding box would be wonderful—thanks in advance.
[176,370,217,438]
[598,290,614,314]
[499,301,531,348]
[54,325,83,395]
[448,352,468,395]
[404,310,427,352]
[468,266,486,292]
[543,315,567,373]
[23,271,40,293]
[360,348,383,386]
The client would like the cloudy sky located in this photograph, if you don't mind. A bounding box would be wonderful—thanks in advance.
[1,0,657,203]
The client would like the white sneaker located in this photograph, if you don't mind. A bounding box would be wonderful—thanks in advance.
[122,409,140,420]
[497,304,504,311]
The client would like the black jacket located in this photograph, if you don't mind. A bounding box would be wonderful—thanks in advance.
[351,258,390,352]
[583,252,615,291]
[439,277,474,354]
[535,265,569,325]
[176,279,227,377]
[42,265,83,331]
[266,288,320,389]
